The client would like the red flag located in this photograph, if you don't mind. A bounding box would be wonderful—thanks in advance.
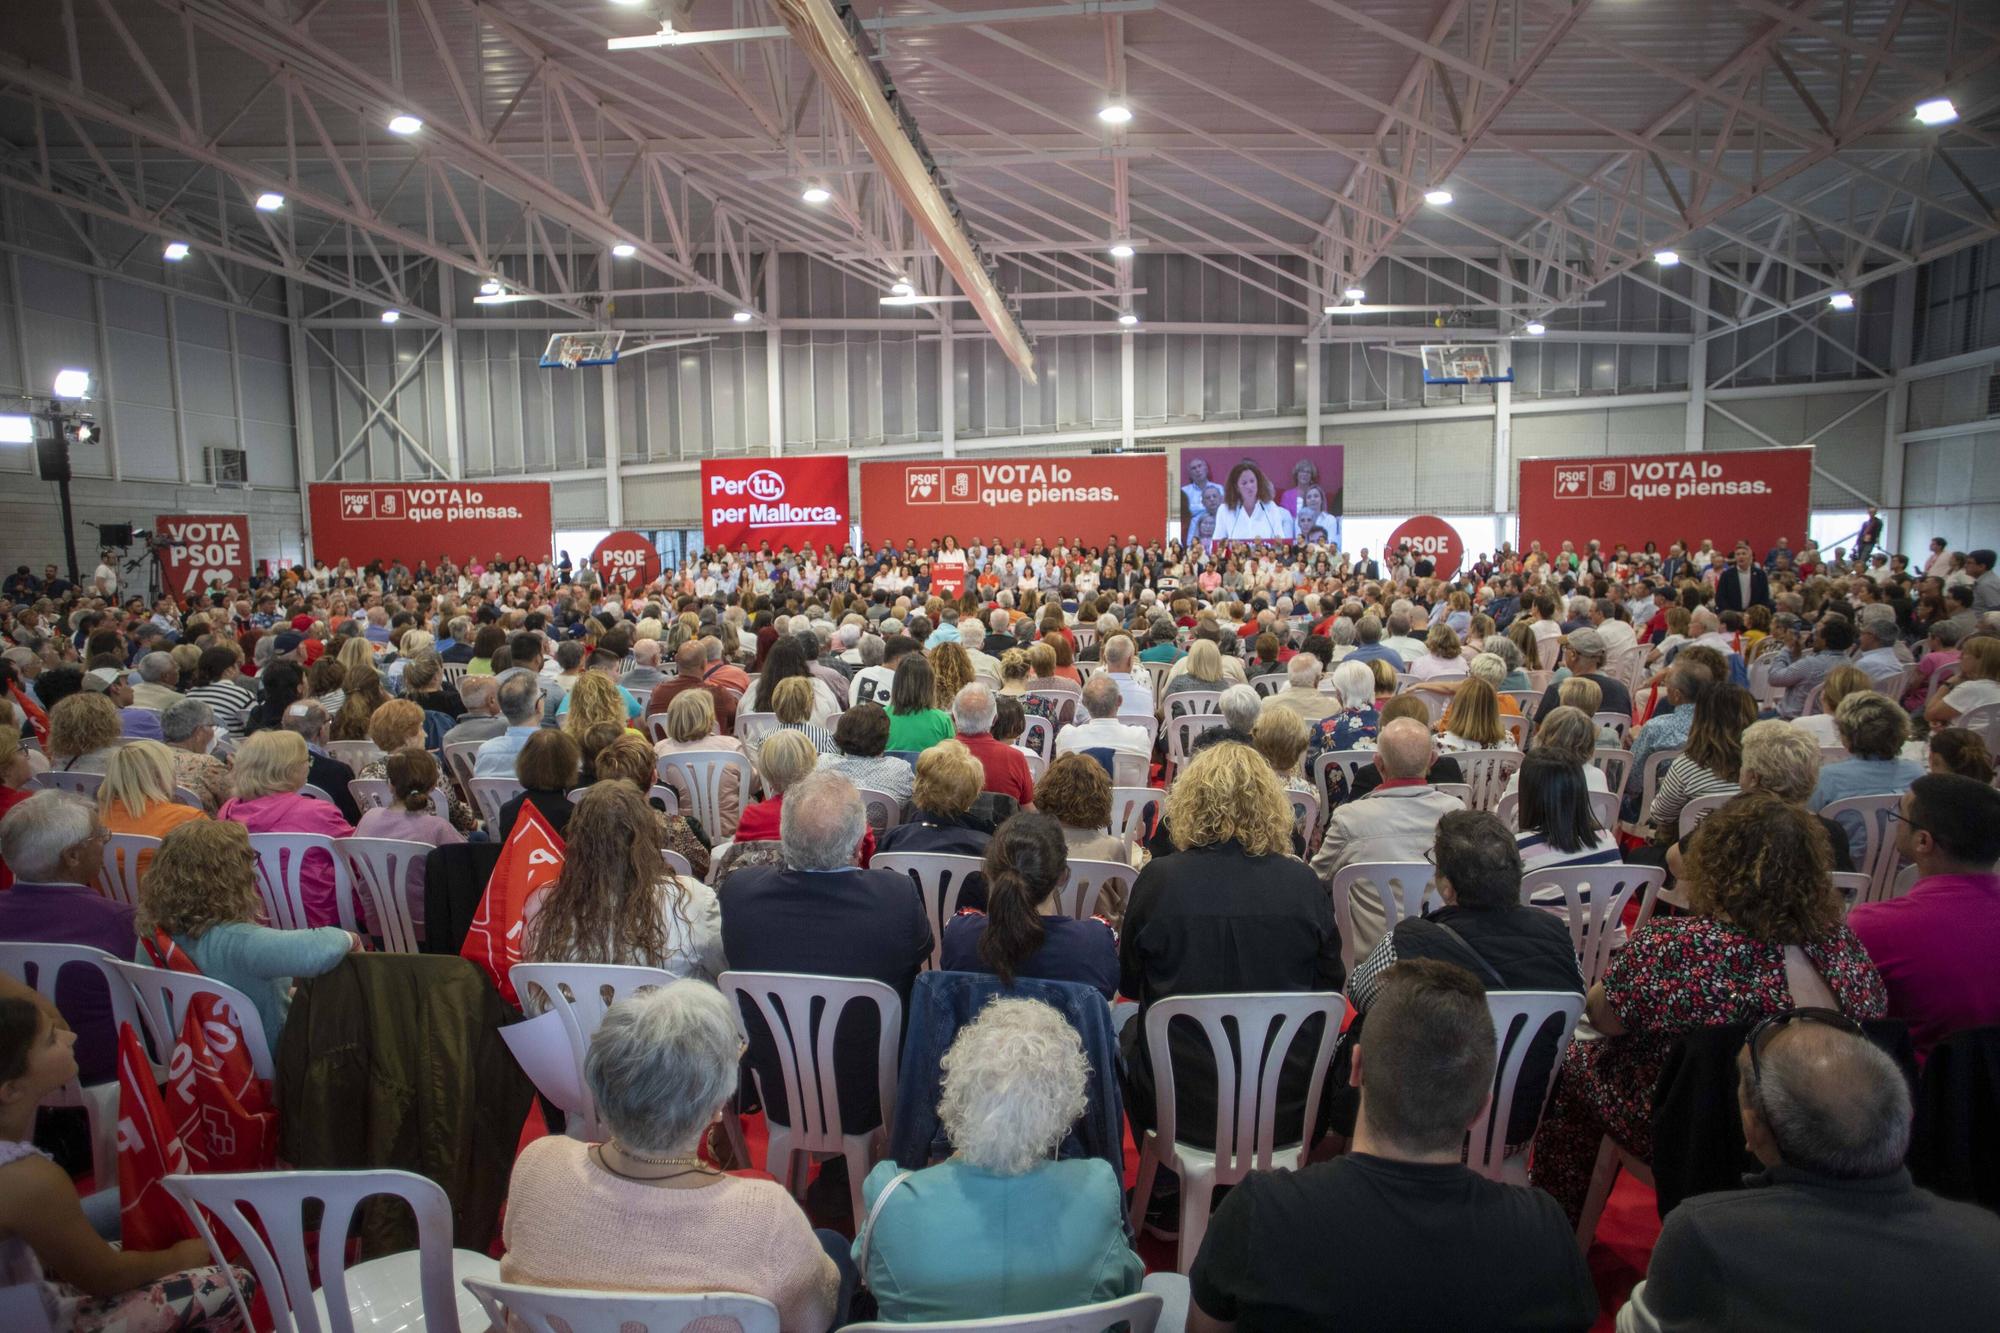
[460,800,565,1007]
[139,931,280,1174]
[115,1023,195,1251]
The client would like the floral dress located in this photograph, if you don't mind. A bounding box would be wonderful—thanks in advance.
[1529,915,1886,1222]
[1305,705,1379,804]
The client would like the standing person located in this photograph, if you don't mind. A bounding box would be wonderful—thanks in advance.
[1852,504,1883,565]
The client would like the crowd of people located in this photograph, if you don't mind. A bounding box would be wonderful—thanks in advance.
[2,518,1999,1332]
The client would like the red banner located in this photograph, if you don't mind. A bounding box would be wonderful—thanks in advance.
[461,800,565,1009]
[701,458,849,553]
[307,482,552,568]
[592,530,661,587]
[1518,448,1813,559]
[155,514,251,597]
[1388,515,1464,579]
[858,457,1168,549]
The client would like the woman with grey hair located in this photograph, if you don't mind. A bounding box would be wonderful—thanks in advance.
[1484,634,1532,691]
[160,696,232,813]
[500,980,847,1328]
[854,998,1141,1322]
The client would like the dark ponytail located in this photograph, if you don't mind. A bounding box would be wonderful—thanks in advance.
[385,748,440,813]
[977,813,1069,984]
[0,996,42,1083]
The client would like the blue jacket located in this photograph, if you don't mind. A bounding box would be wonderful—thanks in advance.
[891,970,1124,1180]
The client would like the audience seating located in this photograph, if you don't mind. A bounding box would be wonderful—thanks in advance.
[97,833,157,909]
[466,777,525,831]
[172,785,205,809]
[349,778,450,818]
[1018,715,1054,759]
[107,958,274,1082]
[33,770,103,798]
[1162,690,1222,721]
[463,1279,782,1333]
[857,787,903,833]
[1524,865,1666,985]
[0,941,149,1187]
[1251,674,1286,697]
[873,852,985,972]
[1309,749,1373,813]
[654,750,751,844]
[1593,712,1631,744]
[1673,791,1735,841]
[511,962,681,1142]
[1821,793,1908,905]
[1324,862,1439,972]
[1500,689,1541,721]
[845,1293,1166,1333]
[1589,747,1633,794]
[1451,748,1527,812]
[1108,786,1162,848]
[248,831,361,933]
[1491,789,1621,836]
[734,711,781,745]
[326,739,386,770]
[1163,714,1225,780]
[1056,859,1140,921]
[1468,990,1587,1186]
[301,782,339,805]
[1632,747,1686,827]
[336,837,433,953]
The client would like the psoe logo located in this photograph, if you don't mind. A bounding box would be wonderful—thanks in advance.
[747,469,785,501]
[906,467,943,503]
[1594,466,1625,498]
[1553,467,1589,498]
[339,489,376,519]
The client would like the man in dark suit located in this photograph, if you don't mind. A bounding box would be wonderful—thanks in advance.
[1352,549,1382,580]
[718,771,931,1144]
[1715,544,1773,612]
[1853,505,1883,564]
[280,699,362,823]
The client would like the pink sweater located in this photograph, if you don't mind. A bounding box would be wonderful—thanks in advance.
[500,1137,839,1332]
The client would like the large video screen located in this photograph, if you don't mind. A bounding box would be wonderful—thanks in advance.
[1175,444,1343,547]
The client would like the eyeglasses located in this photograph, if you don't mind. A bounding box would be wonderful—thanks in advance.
[1745,1007,1864,1087]
[1422,846,1437,866]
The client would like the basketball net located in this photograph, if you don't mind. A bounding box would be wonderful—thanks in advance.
[558,338,585,370]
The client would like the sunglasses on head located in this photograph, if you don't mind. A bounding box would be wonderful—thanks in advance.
[1745,1007,1864,1087]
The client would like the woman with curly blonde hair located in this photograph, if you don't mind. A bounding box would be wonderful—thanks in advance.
[928,640,974,711]
[1122,741,1342,1176]
[138,819,355,1042]
[562,670,629,739]
[46,693,122,773]
[1530,790,1886,1223]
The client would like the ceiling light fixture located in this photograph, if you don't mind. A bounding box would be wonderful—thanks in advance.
[162,241,190,262]
[800,183,832,205]
[1098,102,1133,125]
[380,309,401,323]
[611,243,637,258]
[1524,321,1546,336]
[1117,311,1139,326]
[1914,97,1958,126]
[732,310,755,323]
[472,292,532,305]
[387,114,423,135]
[1108,242,1135,259]
[254,192,284,211]
[1423,188,1453,206]
[607,21,690,49]
[1654,249,1681,266]
[53,369,92,398]
[889,280,914,297]
[1343,286,1366,301]
[479,279,502,296]
[1828,290,1856,311]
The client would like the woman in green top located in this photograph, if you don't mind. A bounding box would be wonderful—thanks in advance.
[885,653,956,753]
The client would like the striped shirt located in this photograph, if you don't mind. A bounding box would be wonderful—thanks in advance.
[185,679,258,739]
[1647,758,1739,834]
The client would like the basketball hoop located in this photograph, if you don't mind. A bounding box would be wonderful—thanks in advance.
[540,330,624,369]
[1421,343,1513,386]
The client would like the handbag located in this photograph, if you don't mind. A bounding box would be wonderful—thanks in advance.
[852,1168,914,1279]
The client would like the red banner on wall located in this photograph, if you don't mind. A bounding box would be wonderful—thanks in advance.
[858,457,1168,549]
[307,482,552,568]
[154,514,251,596]
[1518,447,1813,559]
[701,458,849,552]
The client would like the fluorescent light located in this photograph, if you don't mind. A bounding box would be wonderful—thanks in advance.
[162,241,190,262]
[0,415,34,445]
[607,23,688,50]
[380,309,401,323]
[387,114,422,135]
[801,183,832,205]
[1654,249,1681,266]
[1108,243,1135,259]
[1324,304,1366,314]
[732,310,755,323]
[52,369,91,398]
[1524,321,1546,336]
[611,243,637,258]
[1828,290,1855,311]
[1343,286,1366,301]
[472,292,532,305]
[1117,312,1139,326]
[1914,97,1958,126]
[1423,188,1453,206]
[609,0,646,6]
[254,192,284,211]
[1098,102,1133,125]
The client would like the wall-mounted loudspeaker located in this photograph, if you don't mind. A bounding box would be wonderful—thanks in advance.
[34,436,69,483]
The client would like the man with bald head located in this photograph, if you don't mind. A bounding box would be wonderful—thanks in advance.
[1311,717,1465,957]
[646,638,737,733]
[1617,1018,2000,1331]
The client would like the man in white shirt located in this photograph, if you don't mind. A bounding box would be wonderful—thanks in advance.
[848,634,899,707]
[1263,653,1338,725]
[1099,633,1154,716]
[91,552,120,599]
[1382,610,1429,664]
[958,620,1003,686]
[1054,676,1152,765]
[1590,598,1639,661]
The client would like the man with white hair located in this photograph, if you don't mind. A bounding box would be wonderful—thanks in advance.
[958,620,1002,686]
[1056,674,1153,767]
[1851,604,1909,684]
[1099,633,1154,716]
[1264,652,1336,725]
[1382,609,1429,663]
[131,651,182,710]
[951,682,1035,808]
[618,637,668,696]
[0,791,132,1085]
[440,673,508,751]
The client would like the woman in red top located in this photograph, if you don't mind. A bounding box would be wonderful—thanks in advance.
[732,730,874,862]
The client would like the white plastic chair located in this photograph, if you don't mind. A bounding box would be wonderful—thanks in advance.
[165,1168,499,1333]
[1018,748,1048,785]
[1674,791,1735,841]
[1500,689,1542,722]
[1025,688,1080,729]
[1117,713,1161,743]
[655,750,751,845]
[510,962,681,1142]
[1057,858,1139,921]
[1162,688,1223,721]
[1467,990,1586,1186]
[1109,786,1162,847]
[107,958,275,1082]
[462,1279,781,1333]
[1491,789,1620,836]
[1822,793,1907,906]
[1593,711,1632,745]
[873,851,985,971]
[1325,862,1439,973]
[1450,748,1525,812]
[1590,747,1633,795]
[643,712,675,744]
[439,663,469,686]
[98,832,159,909]
[1953,701,2000,750]
[1286,786,1321,849]
[1524,865,1666,984]
[440,741,483,799]
[466,777,526,831]
[347,778,450,820]
[325,740,384,770]
[336,838,432,953]
[35,769,102,797]
[249,832,360,932]
[1634,746,1685,822]
[1140,660,1173,703]
[734,710,781,745]
[843,1293,1164,1333]
[857,787,903,833]
[1164,713,1226,779]
[718,971,901,1228]
[1128,991,1346,1272]
[1830,870,1871,913]
[1251,674,1287,697]
[1018,715,1054,760]
[172,785,206,809]
[0,942,146,1186]
[301,783,339,805]
[1310,748,1374,811]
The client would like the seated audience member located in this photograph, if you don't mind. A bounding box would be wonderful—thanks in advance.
[1809,691,1924,860]
[592,732,713,878]
[950,682,1035,808]
[1344,812,1584,1148]
[354,749,465,850]
[0,792,133,1085]
[1847,774,2000,1054]
[46,692,122,775]
[217,729,355,927]
[0,995,252,1330]
[1789,663,1870,747]
[1312,717,1465,957]
[1617,1016,2000,1332]
[1306,660,1380,762]
[815,703,913,809]
[719,774,931,1186]
[856,998,1140,1321]
[1504,705,1609,795]
[496,729,581,837]
[1252,706,1314,797]
[473,672,551,778]
[1341,695,1464,800]
[941,813,1118,999]
[1667,721,1855,882]
[522,782,723,983]
[1264,653,1336,724]
[500,981,845,1328]
[138,820,355,1043]
[279,700,363,823]
[1034,752,1142,884]
[733,730,836,848]
[1531,793,1886,1224]
[885,653,956,753]
[97,740,207,879]
[1923,633,2000,728]
[763,677,835,759]
[439,674,507,751]
[877,740,997,862]
[1644,683,1757,839]
[1535,627,1633,721]
[160,697,232,814]
[359,700,477,836]
[652,687,746,840]
[1186,960,1596,1333]
[1054,674,1152,768]
[1927,726,1995,783]
[1432,675,1508,753]
[1513,751,1621,875]
[1122,744,1342,1223]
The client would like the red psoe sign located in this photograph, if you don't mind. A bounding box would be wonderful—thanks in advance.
[592,530,661,587]
[700,457,849,552]
[858,456,1168,549]
[1387,515,1464,579]
[154,514,251,596]
[307,482,553,567]
[1518,447,1813,558]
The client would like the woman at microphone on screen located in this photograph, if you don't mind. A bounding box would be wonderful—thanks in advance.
[1212,460,1296,542]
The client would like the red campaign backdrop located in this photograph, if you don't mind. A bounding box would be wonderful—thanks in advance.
[307,483,552,567]
[858,457,1168,549]
[154,514,251,596]
[1518,447,1814,557]
[1387,515,1464,579]
[592,530,661,587]
[701,457,849,551]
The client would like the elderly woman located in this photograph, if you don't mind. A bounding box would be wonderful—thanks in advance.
[159,697,231,813]
[1810,691,1925,860]
[1665,721,1854,881]
[1162,639,1225,712]
[1645,682,1758,838]
[877,739,994,863]
[733,730,841,851]
[855,997,1140,1321]
[497,729,581,837]
[138,820,355,1042]
[594,732,714,879]
[500,982,843,1328]
[218,730,354,927]
[354,698,476,833]
[939,813,1117,997]
[653,688,745,840]
[1790,663,1871,748]
[1121,742,1341,1222]
[402,651,463,718]
[522,783,724,982]
[1408,622,1470,682]
[1307,659,1380,765]
[885,654,955,753]
[765,677,835,757]
[996,648,1033,701]
[1925,634,2000,727]
[816,703,913,809]
[98,741,207,879]
[1425,651,1522,732]
[47,693,123,775]
[1252,706,1314,796]
[1034,752,1141,879]
[1504,705,1609,798]
[1530,792,1886,1223]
